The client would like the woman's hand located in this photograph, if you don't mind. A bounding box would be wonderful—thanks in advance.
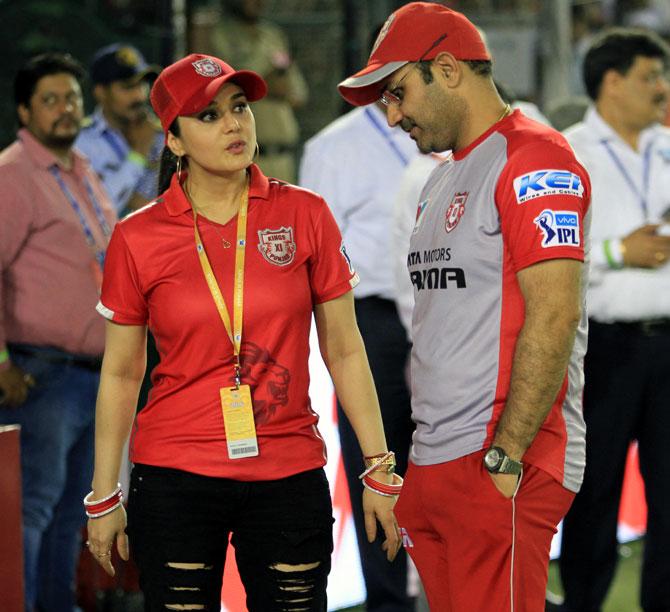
[362,486,402,561]
[86,505,129,576]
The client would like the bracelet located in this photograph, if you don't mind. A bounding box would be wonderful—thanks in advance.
[83,483,123,518]
[360,451,396,479]
[603,239,624,269]
[362,473,404,497]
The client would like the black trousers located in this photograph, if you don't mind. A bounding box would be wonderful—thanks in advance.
[559,320,670,612]
[337,296,415,612]
[127,465,334,612]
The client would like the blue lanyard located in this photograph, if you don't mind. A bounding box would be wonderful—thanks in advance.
[101,129,128,163]
[49,165,112,269]
[601,139,652,219]
[364,107,410,167]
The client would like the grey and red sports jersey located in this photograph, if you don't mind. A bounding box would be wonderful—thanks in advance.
[407,111,591,492]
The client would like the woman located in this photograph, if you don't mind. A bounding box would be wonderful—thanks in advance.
[84,54,402,611]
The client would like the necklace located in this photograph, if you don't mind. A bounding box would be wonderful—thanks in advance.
[183,182,232,249]
[497,104,512,123]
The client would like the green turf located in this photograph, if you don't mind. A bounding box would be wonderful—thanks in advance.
[548,538,644,612]
[343,538,644,611]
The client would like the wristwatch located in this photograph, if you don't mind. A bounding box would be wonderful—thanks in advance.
[484,446,523,475]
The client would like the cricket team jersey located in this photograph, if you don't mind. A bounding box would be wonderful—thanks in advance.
[97,164,358,480]
[407,111,591,492]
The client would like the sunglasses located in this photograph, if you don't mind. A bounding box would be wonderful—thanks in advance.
[380,33,447,107]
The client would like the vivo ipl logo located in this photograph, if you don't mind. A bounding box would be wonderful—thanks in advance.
[513,169,583,204]
[534,209,580,248]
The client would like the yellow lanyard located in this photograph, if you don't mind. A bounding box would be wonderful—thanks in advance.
[192,180,249,386]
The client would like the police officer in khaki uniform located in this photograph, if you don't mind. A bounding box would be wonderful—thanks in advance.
[191,0,308,183]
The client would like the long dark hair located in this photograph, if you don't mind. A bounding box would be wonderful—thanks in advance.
[157,119,185,194]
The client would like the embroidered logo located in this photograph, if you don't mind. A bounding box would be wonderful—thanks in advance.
[413,199,429,234]
[340,242,354,274]
[371,13,396,56]
[400,527,414,548]
[513,169,583,204]
[257,227,296,266]
[192,58,222,78]
[534,209,581,248]
[445,192,468,233]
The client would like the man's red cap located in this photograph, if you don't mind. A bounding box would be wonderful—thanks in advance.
[338,2,490,107]
[150,54,267,133]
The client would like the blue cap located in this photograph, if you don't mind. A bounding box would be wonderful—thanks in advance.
[90,43,160,85]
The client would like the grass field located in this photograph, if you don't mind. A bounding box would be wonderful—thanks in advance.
[548,538,643,612]
[344,538,644,612]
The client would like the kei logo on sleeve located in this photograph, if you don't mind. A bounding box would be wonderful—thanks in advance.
[534,209,580,248]
[257,227,296,266]
[513,169,584,204]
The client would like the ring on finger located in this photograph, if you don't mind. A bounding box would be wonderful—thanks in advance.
[655,251,666,263]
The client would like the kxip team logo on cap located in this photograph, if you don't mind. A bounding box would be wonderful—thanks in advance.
[192,58,223,78]
[534,209,580,248]
[513,169,584,205]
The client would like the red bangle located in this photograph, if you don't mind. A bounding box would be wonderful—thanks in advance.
[362,473,403,497]
[84,484,123,518]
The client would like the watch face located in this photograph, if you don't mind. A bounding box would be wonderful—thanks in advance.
[485,448,502,470]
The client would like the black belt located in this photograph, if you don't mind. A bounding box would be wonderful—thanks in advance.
[8,343,103,372]
[592,318,670,336]
[257,143,296,156]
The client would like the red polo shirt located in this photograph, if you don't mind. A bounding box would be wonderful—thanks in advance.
[98,164,359,480]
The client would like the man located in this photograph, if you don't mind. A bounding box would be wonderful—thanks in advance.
[191,0,308,182]
[0,53,116,611]
[558,29,670,612]
[338,3,591,610]
[299,26,418,610]
[76,43,162,214]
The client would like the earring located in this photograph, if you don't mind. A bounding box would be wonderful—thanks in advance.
[176,155,183,180]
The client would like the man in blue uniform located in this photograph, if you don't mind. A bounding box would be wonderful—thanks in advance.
[76,43,162,214]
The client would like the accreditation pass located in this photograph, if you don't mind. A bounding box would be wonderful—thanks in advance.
[220,384,259,459]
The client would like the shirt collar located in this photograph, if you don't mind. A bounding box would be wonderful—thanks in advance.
[164,162,271,217]
[584,105,660,150]
[90,107,112,135]
[18,127,86,173]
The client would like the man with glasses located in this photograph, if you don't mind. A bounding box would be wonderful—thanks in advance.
[558,28,670,612]
[338,3,591,610]
[0,52,116,611]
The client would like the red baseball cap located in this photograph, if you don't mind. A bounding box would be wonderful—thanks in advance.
[150,54,267,133]
[338,2,490,106]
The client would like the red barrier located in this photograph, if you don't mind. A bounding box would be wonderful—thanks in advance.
[0,425,24,612]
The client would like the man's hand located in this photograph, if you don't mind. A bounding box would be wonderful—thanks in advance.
[0,364,35,407]
[489,472,519,499]
[622,224,670,268]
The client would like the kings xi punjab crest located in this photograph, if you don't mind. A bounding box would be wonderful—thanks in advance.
[445,192,469,233]
[257,227,296,266]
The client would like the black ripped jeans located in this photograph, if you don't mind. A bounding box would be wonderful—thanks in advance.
[126,464,334,611]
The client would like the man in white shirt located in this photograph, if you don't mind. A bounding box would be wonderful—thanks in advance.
[558,28,670,612]
[299,29,419,612]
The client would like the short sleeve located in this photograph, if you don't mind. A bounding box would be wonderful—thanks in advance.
[308,197,359,304]
[96,225,148,324]
[495,142,591,271]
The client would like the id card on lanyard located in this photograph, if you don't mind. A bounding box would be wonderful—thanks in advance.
[50,165,112,291]
[192,177,259,459]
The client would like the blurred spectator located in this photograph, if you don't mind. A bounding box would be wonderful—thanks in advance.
[558,28,670,612]
[191,0,308,183]
[546,96,591,131]
[570,1,609,95]
[0,52,116,612]
[620,0,670,34]
[299,22,419,610]
[76,43,162,214]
